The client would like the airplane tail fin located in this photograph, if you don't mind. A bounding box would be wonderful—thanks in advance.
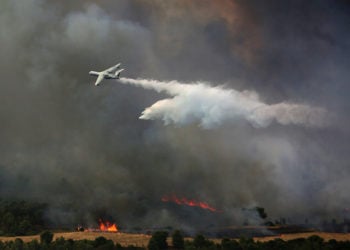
[115,69,124,78]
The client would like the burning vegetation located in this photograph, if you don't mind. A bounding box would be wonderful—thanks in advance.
[80,219,118,233]
[98,219,118,232]
[161,195,220,212]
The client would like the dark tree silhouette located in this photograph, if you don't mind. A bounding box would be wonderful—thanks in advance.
[172,230,184,249]
[148,231,168,250]
[40,230,53,245]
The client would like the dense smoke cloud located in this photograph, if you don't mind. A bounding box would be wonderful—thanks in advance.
[120,78,329,128]
[0,0,349,230]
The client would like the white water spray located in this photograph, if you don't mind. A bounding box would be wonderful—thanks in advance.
[119,78,329,129]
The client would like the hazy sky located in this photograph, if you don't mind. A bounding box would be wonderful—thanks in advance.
[0,0,349,229]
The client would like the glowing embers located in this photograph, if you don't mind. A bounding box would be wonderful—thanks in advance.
[98,219,118,232]
[162,195,219,212]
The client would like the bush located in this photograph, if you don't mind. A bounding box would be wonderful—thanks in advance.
[221,238,241,250]
[193,234,214,249]
[40,230,53,245]
[172,230,184,249]
[148,231,168,250]
[26,239,40,250]
[13,238,24,250]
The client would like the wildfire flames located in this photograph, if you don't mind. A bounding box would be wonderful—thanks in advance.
[98,219,118,232]
[162,195,220,212]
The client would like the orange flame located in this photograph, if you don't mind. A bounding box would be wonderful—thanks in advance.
[162,195,219,212]
[99,219,118,232]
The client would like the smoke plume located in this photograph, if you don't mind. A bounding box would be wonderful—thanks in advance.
[119,78,329,129]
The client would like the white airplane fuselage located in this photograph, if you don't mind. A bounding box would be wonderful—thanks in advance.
[89,71,117,79]
[89,63,124,86]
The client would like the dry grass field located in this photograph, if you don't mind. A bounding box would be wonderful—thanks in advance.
[0,232,151,247]
[1,231,350,246]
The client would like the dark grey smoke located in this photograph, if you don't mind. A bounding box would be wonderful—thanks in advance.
[0,0,350,229]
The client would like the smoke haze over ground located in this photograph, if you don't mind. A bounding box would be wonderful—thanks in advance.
[0,0,350,229]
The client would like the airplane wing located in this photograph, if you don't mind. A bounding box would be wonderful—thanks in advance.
[94,74,105,86]
[105,63,121,73]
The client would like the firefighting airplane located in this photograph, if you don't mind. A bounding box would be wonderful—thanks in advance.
[89,63,124,86]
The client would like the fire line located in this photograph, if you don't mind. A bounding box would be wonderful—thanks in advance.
[161,195,219,212]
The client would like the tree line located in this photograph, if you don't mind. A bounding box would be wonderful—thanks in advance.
[1,230,350,250]
[148,230,350,250]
